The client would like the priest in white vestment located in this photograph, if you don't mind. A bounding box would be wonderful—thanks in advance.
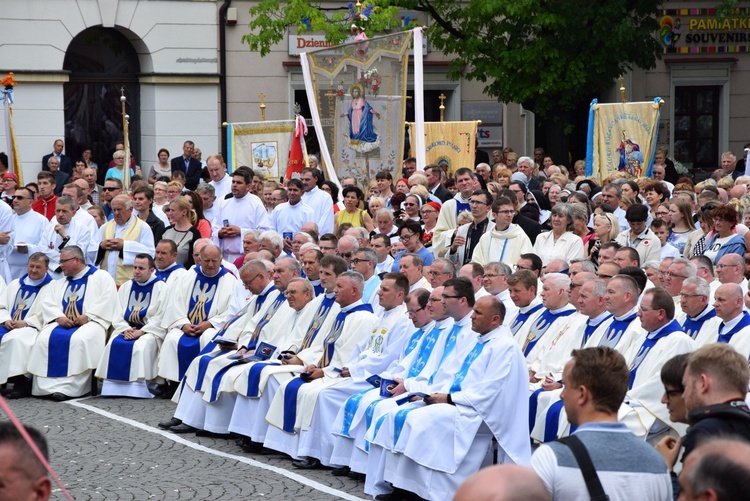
[0,253,55,398]
[366,296,531,500]
[157,245,237,385]
[28,197,93,279]
[680,277,721,346]
[95,195,155,286]
[95,254,167,398]
[27,245,117,400]
[431,169,475,257]
[299,168,333,235]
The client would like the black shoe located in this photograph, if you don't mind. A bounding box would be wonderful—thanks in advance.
[170,423,198,434]
[374,488,413,501]
[241,439,264,454]
[195,429,229,438]
[5,377,31,399]
[50,392,71,402]
[347,470,366,481]
[291,457,322,470]
[158,417,182,430]
[331,466,350,477]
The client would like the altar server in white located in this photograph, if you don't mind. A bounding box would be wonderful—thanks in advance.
[6,188,47,280]
[211,168,272,263]
[271,178,314,237]
[431,168,476,257]
[27,246,116,400]
[0,253,55,398]
[95,254,167,398]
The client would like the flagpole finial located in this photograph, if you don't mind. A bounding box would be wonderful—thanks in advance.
[619,76,626,104]
[259,92,266,121]
[439,93,446,122]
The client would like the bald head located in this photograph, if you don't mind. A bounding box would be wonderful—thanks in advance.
[713,283,744,322]
[454,464,551,501]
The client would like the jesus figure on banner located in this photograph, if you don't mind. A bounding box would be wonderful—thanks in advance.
[343,83,381,152]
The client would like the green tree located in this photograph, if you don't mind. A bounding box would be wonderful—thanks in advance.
[242,0,664,119]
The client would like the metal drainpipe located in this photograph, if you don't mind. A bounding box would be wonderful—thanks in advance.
[219,0,231,159]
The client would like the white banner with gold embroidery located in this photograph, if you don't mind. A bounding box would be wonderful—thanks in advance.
[227,120,296,179]
[586,98,663,181]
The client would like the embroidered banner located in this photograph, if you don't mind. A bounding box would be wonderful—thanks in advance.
[409,121,477,177]
[227,120,296,180]
[302,31,412,187]
[585,98,663,182]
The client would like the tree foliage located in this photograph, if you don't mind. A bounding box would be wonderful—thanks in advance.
[242,0,664,118]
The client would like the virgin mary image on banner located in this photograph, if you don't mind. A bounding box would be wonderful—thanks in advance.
[344,82,381,152]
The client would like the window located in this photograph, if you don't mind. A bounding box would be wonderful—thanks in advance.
[673,85,720,169]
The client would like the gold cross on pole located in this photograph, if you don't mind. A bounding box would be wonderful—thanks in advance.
[259,92,266,121]
[439,93,446,122]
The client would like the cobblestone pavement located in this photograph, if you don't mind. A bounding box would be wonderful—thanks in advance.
[3,394,368,500]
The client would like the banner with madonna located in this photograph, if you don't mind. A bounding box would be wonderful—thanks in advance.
[585,98,663,182]
[301,29,421,188]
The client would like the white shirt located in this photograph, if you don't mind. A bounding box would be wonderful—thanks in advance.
[8,210,48,279]
[211,192,272,262]
[302,186,334,235]
[271,200,315,236]
[210,175,232,202]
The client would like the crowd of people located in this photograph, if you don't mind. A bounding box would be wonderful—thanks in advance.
[1,139,750,500]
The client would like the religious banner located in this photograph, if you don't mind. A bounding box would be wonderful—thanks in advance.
[585,98,663,181]
[301,31,412,187]
[226,120,296,180]
[409,121,477,177]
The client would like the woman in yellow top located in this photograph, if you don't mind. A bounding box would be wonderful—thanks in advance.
[335,185,374,234]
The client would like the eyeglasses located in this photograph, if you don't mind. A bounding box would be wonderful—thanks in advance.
[483,273,505,279]
[679,293,704,299]
[407,307,425,316]
[403,203,417,207]
[716,264,739,269]
[427,270,450,276]
[338,252,353,259]
[350,258,371,265]
[11,196,29,200]
[400,233,416,241]
[665,271,688,279]
[421,210,437,216]
[59,257,78,264]
[427,297,442,303]
[102,187,119,192]
[242,275,259,287]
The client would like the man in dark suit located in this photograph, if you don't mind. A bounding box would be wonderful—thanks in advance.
[170,140,203,190]
[426,164,453,203]
[41,139,73,175]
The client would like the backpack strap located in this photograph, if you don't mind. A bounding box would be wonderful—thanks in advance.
[558,435,609,501]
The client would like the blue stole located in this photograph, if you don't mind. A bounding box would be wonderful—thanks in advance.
[155,263,184,283]
[106,279,158,381]
[628,320,683,389]
[47,266,97,377]
[511,303,543,337]
[312,281,324,297]
[245,294,288,351]
[0,274,53,343]
[428,323,463,384]
[407,326,442,378]
[718,312,750,344]
[192,297,262,392]
[282,303,374,433]
[176,266,229,381]
[298,294,336,351]
[455,197,470,215]
[582,314,613,346]
[601,312,637,348]
[523,308,576,357]
[682,308,717,340]
[403,328,424,357]
[317,303,374,367]
[393,338,487,445]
